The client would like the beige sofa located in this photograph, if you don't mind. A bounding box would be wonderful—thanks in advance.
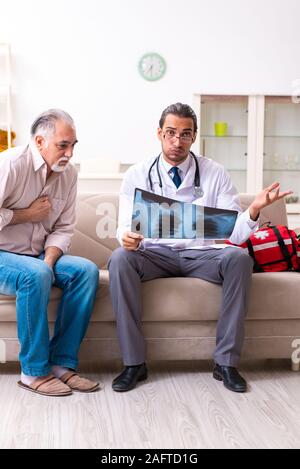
[1,193,300,367]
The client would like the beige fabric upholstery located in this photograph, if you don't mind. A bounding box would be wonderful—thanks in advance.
[1,192,299,363]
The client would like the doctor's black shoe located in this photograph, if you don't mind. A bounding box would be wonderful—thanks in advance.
[112,363,148,392]
[213,364,247,393]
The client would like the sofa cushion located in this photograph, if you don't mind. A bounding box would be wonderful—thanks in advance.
[1,270,299,322]
[70,193,120,268]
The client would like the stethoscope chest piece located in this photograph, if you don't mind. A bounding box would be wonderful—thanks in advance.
[194,186,204,198]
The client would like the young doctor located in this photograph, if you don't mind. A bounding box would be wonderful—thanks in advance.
[108,102,291,394]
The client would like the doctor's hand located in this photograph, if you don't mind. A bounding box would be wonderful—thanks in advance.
[249,182,292,221]
[122,231,144,251]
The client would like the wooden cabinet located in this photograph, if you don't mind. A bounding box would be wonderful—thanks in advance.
[194,94,300,227]
[194,95,249,193]
[264,96,300,228]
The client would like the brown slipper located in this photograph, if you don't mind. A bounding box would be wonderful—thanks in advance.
[60,371,100,393]
[17,374,72,397]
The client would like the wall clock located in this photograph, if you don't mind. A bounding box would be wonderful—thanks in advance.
[138,52,166,81]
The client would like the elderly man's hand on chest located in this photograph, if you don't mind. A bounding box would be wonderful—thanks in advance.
[10,195,51,225]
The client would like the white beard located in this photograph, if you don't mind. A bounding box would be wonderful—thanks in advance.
[51,157,69,173]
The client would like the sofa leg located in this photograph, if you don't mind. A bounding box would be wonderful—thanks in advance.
[291,360,300,371]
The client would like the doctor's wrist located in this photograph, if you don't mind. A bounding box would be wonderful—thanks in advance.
[249,204,260,222]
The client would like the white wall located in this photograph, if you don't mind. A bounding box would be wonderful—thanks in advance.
[1,0,300,163]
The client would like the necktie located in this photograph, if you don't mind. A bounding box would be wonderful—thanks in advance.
[170,166,182,189]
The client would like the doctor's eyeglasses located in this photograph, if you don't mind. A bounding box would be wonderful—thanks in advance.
[163,129,194,143]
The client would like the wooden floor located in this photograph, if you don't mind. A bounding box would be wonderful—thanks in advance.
[0,360,300,449]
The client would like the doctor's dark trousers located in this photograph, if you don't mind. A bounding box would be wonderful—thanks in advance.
[108,246,254,367]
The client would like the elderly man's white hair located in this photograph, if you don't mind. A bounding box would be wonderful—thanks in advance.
[30,109,75,140]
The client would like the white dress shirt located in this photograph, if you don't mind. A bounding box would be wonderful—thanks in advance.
[163,154,191,184]
[117,153,259,250]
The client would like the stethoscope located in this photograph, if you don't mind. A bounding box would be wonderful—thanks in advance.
[148,151,204,198]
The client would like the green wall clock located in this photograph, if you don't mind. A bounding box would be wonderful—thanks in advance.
[138,52,167,81]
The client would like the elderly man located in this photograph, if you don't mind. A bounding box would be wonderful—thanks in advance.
[0,109,99,396]
[108,102,291,394]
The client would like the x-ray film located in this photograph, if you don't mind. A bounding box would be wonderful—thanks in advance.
[131,188,238,239]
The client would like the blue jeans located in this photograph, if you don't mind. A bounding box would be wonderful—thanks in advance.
[0,251,99,376]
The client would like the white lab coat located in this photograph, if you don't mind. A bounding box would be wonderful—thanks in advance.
[117,154,259,250]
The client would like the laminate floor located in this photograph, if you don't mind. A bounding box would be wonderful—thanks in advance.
[0,360,299,449]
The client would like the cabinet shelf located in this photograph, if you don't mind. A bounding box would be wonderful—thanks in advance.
[201,135,247,139]
[265,135,300,139]
[263,169,300,172]
[285,203,300,213]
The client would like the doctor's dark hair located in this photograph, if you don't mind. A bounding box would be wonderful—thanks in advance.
[30,109,75,139]
[159,103,198,133]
